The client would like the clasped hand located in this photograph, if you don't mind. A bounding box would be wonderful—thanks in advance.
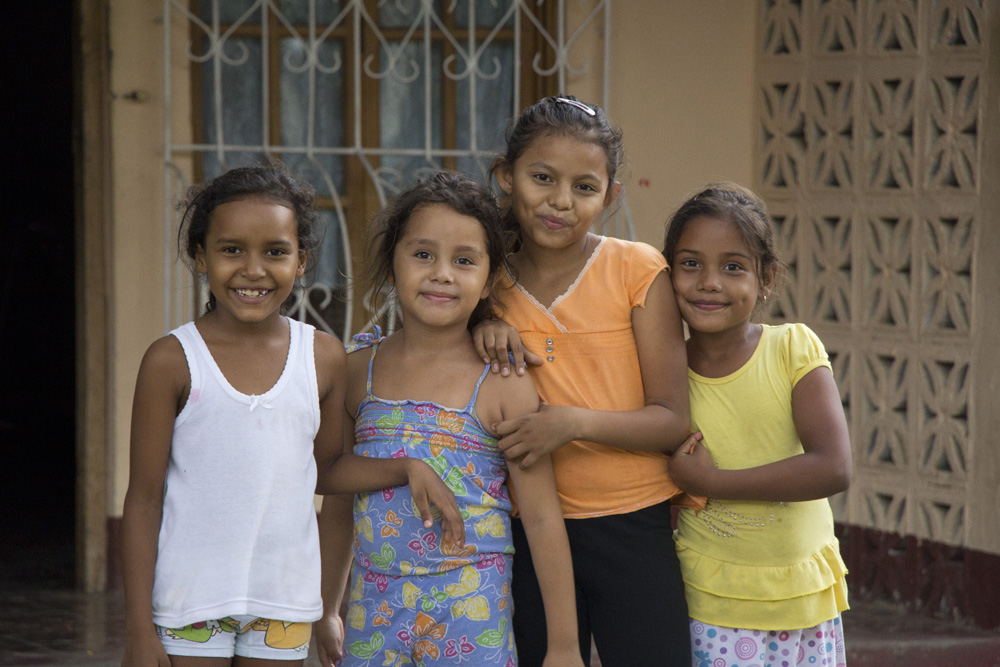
[667,432,717,496]
[314,613,345,667]
[493,404,576,469]
[404,458,466,547]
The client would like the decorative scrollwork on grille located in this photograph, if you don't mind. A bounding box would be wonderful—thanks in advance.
[165,0,616,339]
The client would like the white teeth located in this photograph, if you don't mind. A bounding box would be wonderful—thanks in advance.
[236,288,269,297]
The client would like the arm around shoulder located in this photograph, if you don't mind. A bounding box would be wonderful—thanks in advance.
[471,317,544,376]
[672,365,851,502]
[566,271,690,453]
[630,270,690,448]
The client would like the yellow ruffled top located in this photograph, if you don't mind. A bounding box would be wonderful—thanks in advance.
[674,324,849,630]
[676,503,848,629]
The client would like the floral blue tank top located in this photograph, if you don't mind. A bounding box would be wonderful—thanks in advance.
[351,336,515,578]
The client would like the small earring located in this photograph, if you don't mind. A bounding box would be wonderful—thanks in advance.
[763,294,768,302]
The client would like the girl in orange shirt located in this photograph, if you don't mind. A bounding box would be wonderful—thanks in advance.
[475,96,693,667]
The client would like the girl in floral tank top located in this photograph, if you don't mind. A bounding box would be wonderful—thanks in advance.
[314,173,584,667]
[349,334,514,578]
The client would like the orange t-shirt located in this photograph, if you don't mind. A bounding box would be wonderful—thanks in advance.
[500,237,685,518]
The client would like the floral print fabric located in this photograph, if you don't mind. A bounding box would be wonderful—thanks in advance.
[342,338,516,666]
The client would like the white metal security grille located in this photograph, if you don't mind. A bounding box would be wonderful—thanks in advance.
[162,0,622,339]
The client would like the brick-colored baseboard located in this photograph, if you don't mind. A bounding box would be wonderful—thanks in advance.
[838,523,1000,632]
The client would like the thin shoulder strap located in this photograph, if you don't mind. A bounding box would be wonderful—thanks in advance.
[365,341,380,397]
[465,363,492,411]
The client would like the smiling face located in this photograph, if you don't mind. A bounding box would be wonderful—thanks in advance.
[194,197,305,325]
[669,215,773,338]
[496,132,619,253]
[390,203,492,331]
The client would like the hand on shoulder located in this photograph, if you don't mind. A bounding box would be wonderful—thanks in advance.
[471,318,544,376]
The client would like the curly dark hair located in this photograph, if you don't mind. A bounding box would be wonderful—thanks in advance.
[489,94,626,242]
[177,159,323,313]
[364,171,515,330]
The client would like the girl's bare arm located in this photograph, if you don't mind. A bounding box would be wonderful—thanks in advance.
[311,333,352,666]
[315,350,465,543]
[312,331,347,495]
[315,493,354,667]
[121,337,187,667]
[497,373,583,667]
[669,366,852,501]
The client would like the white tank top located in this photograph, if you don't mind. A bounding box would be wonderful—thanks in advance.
[151,318,322,627]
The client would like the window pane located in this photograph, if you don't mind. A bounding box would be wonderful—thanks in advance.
[280,37,346,194]
[276,0,346,25]
[313,210,342,288]
[379,41,442,192]
[456,42,514,181]
[200,37,265,178]
[201,0,262,25]
[302,208,345,336]
[379,0,441,28]
[454,0,515,29]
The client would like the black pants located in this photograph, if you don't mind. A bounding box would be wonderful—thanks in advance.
[511,501,690,667]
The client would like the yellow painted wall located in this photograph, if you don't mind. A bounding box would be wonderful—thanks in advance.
[605,0,756,249]
[108,0,168,514]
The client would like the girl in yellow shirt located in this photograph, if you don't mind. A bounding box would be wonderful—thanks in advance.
[664,183,852,667]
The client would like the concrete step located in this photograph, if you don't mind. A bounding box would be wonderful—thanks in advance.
[844,599,1000,667]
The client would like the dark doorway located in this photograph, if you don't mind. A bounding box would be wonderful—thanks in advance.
[0,4,77,590]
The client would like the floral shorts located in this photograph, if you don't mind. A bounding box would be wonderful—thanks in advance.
[156,615,311,660]
[689,615,846,667]
[342,561,515,667]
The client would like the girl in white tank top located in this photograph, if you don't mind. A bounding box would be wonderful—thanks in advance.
[121,162,349,666]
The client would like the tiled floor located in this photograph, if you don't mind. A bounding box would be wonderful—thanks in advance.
[0,587,329,667]
[0,588,127,667]
[3,585,1000,667]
